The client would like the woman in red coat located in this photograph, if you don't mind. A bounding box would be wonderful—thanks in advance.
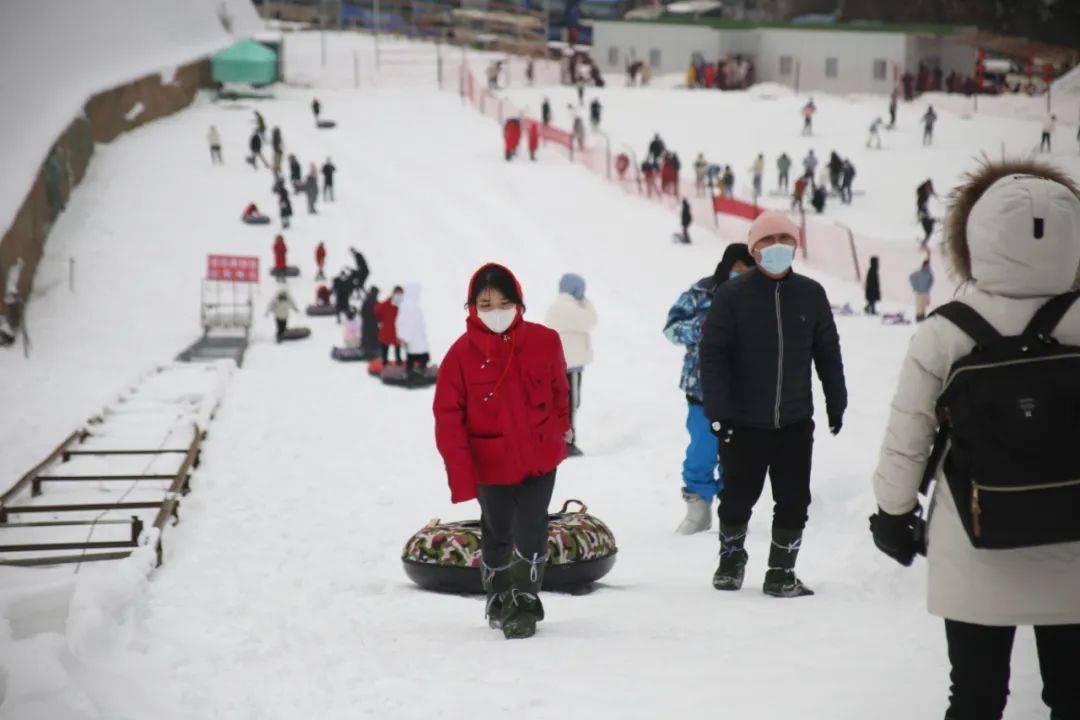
[272,235,287,271]
[373,286,402,364]
[433,263,570,639]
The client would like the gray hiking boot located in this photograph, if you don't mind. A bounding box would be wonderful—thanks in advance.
[675,489,713,535]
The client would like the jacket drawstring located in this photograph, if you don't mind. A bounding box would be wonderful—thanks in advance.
[483,332,516,402]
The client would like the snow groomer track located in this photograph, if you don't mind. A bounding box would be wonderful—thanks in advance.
[0,361,231,567]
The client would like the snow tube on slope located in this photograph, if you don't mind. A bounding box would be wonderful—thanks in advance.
[331,346,377,361]
[381,363,438,388]
[270,266,300,278]
[280,327,311,341]
[317,120,337,129]
[306,304,337,317]
[402,500,618,594]
[241,214,270,225]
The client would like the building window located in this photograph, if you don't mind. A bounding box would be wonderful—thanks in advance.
[825,57,838,78]
[873,59,887,80]
[779,55,793,76]
[649,48,661,68]
[608,46,619,67]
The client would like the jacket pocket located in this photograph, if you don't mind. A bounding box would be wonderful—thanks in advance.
[524,367,550,410]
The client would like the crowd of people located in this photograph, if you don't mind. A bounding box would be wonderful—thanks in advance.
[685,54,755,91]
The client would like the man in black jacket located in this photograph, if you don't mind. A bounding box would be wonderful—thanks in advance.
[700,210,846,598]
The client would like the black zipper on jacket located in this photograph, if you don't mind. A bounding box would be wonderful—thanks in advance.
[774,283,783,429]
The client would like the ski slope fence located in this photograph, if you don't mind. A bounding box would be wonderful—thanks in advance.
[445,61,955,307]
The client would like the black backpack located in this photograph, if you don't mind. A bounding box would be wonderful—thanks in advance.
[920,291,1080,549]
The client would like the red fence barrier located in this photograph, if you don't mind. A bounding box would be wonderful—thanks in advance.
[712,196,763,221]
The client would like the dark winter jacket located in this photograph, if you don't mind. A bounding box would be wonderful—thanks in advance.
[272,129,282,154]
[433,264,570,503]
[322,162,336,186]
[289,157,302,183]
[250,133,262,153]
[648,137,665,162]
[700,269,847,429]
[360,292,380,352]
[332,276,351,311]
[541,101,551,124]
[681,201,692,227]
[865,260,881,303]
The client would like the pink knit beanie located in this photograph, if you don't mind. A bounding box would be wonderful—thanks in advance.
[747,211,800,250]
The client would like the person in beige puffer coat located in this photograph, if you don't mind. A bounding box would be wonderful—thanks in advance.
[544,273,597,457]
[871,160,1080,720]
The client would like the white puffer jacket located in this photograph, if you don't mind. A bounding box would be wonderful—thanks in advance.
[396,283,429,355]
[874,170,1080,626]
[544,293,597,369]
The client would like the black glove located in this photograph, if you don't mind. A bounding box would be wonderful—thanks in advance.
[710,420,735,445]
[869,505,922,567]
[828,411,843,436]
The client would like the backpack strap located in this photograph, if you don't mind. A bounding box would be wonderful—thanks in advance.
[929,302,1002,348]
[1023,291,1080,340]
[920,424,948,495]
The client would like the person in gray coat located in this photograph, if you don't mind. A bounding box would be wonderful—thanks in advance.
[871,160,1080,720]
[303,164,319,214]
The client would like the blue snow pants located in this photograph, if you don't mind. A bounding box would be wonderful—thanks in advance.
[683,401,722,502]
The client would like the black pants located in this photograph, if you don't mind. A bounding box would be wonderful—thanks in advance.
[945,619,1080,720]
[778,169,788,191]
[210,146,222,164]
[923,127,933,145]
[567,369,582,441]
[718,419,814,530]
[407,352,429,370]
[381,343,403,363]
[477,471,556,566]
[323,184,334,201]
[1040,131,1051,152]
[274,318,286,341]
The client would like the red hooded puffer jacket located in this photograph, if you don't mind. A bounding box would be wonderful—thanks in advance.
[374,299,399,345]
[433,264,570,503]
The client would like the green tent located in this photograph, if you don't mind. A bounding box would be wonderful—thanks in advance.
[212,40,277,85]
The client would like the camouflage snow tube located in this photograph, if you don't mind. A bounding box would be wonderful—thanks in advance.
[402,500,617,593]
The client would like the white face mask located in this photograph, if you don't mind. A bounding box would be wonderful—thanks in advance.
[478,307,517,334]
[391,293,403,306]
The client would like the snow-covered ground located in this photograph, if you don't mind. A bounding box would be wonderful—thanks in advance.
[0,31,1063,719]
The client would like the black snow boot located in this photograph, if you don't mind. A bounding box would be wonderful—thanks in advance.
[481,559,514,630]
[763,528,814,598]
[501,551,547,640]
[712,523,748,591]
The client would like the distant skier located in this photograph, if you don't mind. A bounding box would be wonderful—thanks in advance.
[288,154,302,193]
[1040,114,1056,152]
[802,149,818,179]
[792,173,809,211]
[321,158,336,201]
[332,271,352,324]
[589,98,601,129]
[916,178,936,216]
[801,98,816,135]
[541,97,551,126]
[680,198,692,243]
[207,125,223,164]
[525,57,535,86]
[840,159,856,204]
[272,173,288,205]
[921,105,937,145]
[721,165,735,198]
[750,153,764,201]
[908,258,933,321]
[867,117,883,149]
[776,152,791,192]
[271,127,283,172]
[828,152,843,192]
[303,164,319,214]
[312,98,321,123]
[887,89,897,128]
[278,191,292,229]
[396,283,430,377]
[576,78,586,106]
[571,110,586,152]
[694,153,708,195]
[810,183,826,214]
[642,160,660,197]
[864,256,881,315]
[248,131,267,169]
[918,208,936,248]
[374,286,403,363]
[503,117,522,161]
[359,285,382,358]
[272,235,288,274]
[266,288,299,343]
[647,133,665,164]
[527,120,539,161]
[544,273,598,457]
[665,244,755,535]
[253,110,266,140]
[315,242,327,280]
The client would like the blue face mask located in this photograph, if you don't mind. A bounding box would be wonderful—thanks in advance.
[758,244,795,276]
[729,270,741,279]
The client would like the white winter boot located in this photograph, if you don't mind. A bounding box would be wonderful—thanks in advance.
[675,490,713,535]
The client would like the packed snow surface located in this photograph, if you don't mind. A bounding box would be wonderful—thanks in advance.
[0,31,1067,719]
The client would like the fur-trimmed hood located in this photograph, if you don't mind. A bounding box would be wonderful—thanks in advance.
[945,159,1080,297]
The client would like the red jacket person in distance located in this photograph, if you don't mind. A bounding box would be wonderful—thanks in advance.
[433,263,571,639]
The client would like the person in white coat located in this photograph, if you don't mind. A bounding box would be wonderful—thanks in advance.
[396,283,430,373]
[870,160,1080,720]
[544,273,597,456]
[265,288,299,343]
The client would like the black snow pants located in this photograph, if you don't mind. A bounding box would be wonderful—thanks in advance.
[274,318,287,341]
[381,343,403,363]
[717,419,813,530]
[567,369,583,440]
[944,620,1080,720]
[477,471,556,567]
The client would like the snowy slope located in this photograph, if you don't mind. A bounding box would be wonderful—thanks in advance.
[0,32,1062,719]
[0,0,264,237]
